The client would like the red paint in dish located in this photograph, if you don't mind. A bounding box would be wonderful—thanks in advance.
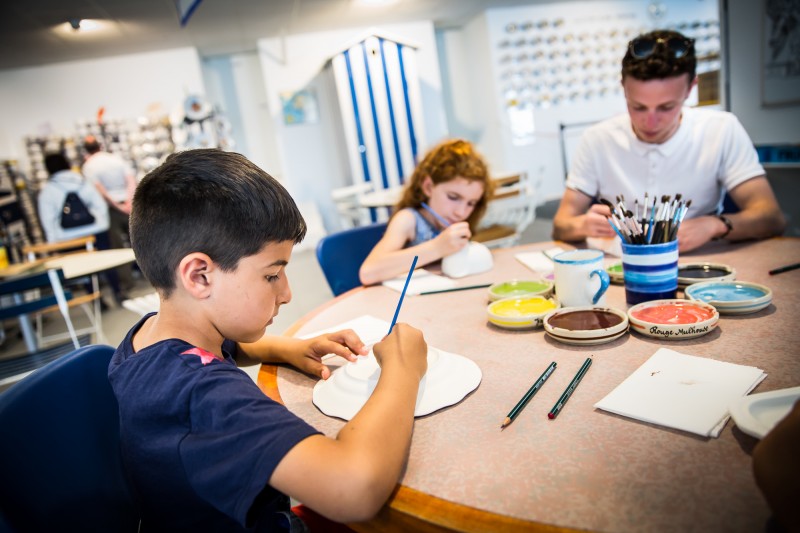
[630,302,715,324]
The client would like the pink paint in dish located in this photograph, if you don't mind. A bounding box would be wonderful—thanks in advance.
[630,302,715,324]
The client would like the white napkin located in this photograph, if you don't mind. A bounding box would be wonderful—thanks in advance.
[382,269,455,295]
[594,348,766,437]
[586,236,623,257]
[515,247,564,275]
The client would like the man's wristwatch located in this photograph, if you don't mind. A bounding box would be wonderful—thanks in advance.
[714,214,733,240]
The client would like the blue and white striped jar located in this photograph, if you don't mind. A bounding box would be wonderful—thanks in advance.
[621,240,679,304]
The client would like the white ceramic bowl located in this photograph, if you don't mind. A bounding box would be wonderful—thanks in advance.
[312,347,482,420]
[487,279,554,302]
[543,306,629,345]
[487,296,560,329]
[684,280,772,315]
[442,242,494,278]
[677,262,736,288]
[627,299,719,340]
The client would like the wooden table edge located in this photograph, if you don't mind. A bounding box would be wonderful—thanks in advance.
[256,283,581,533]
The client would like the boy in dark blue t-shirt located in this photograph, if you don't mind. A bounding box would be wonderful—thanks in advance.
[109,149,428,531]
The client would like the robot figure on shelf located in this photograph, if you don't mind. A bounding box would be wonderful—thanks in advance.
[170,95,235,151]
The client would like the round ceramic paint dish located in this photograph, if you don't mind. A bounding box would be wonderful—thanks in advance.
[606,262,624,284]
[685,280,773,315]
[488,279,554,302]
[543,306,629,345]
[487,296,560,329]
[627,299,719,340]
[677,262,736,288]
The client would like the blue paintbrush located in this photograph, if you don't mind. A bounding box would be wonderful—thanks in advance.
[420,202,450,228]
[388,255,419,335]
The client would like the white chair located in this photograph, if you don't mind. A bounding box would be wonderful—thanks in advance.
[331,182,375,229]
[474,172,538,248]
[121,292,159,316]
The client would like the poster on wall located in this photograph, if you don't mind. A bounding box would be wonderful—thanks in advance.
[281,89,320,125]
[762,0,800,106]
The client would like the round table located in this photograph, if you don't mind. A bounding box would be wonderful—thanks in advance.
[259,237,800,532]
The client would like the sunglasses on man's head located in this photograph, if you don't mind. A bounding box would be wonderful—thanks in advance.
[629,36,695,59]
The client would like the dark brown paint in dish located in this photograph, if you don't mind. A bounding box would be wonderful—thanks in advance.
[547,309,624,331]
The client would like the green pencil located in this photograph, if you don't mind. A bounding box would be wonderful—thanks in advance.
[501,361,557,429]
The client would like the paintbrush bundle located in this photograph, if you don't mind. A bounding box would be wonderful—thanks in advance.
[601,193,691,245]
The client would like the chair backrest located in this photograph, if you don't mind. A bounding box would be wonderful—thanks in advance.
[476,172,537,248]
[316,222,388,296]
[0,344,139,531]
[22,235,96,262]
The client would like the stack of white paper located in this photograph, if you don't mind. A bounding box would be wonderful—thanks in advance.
[382,269,455,295]
[594,348,766,437]
[586,236,623,257]
[515,247,564,276]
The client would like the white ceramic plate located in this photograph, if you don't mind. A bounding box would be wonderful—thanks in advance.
[313,347,482,420]
[677,262,736,288]
[543,306,629,345]
[729,386,800,439]
[684,281,773,315]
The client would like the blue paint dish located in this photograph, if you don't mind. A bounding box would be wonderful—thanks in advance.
[685,281,773,315]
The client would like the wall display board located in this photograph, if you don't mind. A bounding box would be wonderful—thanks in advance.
[478,0,719,201]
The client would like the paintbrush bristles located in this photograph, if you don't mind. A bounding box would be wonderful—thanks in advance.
[609,192,692,245]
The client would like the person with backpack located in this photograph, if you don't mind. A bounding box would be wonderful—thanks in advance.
[37,152,124,304]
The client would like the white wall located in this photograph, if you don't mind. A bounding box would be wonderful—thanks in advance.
[724,0,800,143]
[202,52,281,173]
[438,0,721,204]
[0,47,206,166]
[257,21,448,233]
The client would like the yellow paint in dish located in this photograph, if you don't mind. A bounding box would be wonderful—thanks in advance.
[490,297,557,317]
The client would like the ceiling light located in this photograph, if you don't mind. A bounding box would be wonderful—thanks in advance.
[64,19,102,33]
[352,0,401,6]
[54,19,110,37]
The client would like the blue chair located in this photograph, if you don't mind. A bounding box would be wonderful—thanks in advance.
[316,222,387,296]
[0,345,139,531]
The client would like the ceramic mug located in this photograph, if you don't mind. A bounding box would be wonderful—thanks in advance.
[553,249,610,307]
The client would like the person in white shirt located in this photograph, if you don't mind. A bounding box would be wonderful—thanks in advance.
[82,136,137,290]
[38,152,123,304]
[38,153,109,244]
[552,29,785,252]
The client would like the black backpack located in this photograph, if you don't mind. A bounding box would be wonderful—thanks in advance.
[61,191,96,228]
[52,180,96,229]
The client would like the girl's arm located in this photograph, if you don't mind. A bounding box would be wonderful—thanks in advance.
[359,210,469,285]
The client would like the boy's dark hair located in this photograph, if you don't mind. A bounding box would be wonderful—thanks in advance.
[44,152,71,175]
[622,29,696,83]
[130,149,306,297]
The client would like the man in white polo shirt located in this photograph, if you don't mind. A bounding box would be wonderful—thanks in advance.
[552,29,785,252]
[82,135,137,294]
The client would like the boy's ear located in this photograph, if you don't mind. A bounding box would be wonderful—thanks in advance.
[178,252,215,299]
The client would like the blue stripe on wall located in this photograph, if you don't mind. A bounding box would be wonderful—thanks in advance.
[344,50,371,188]
[379,38,404,182]
[360,41,389,191]
[397,43,418,168]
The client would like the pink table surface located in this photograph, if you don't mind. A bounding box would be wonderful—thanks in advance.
[275,237,800,532]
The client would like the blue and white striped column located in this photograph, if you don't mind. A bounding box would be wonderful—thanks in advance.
[331,34,426,222]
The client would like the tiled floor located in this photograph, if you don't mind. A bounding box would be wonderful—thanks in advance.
[0,203,557,390]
